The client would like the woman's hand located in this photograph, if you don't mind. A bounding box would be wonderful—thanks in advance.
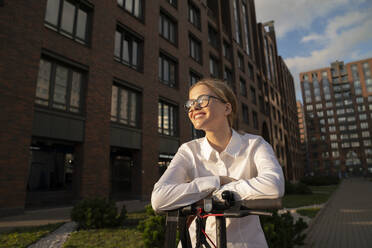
[219,176,237,186]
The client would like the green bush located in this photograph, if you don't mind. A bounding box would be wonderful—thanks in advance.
[137,205,165,248]
[260,211,308,248]
[70,198,127,230]
[285,181,312,195]
[137,205,307,248]
[300,175,339,186]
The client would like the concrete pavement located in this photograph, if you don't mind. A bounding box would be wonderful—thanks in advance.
[304,178,372,248]
[0,199,149,233]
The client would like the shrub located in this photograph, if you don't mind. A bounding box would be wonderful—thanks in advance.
[260,211,308,248]
[137,204,166,248]
[300,175,339,186]
[285,181,312,195]
[70,198,127,230]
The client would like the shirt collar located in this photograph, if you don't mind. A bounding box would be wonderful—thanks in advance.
[201,129,242,160]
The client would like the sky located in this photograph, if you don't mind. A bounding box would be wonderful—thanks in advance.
[254,0,372,102]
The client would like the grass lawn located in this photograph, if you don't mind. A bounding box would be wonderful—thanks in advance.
[0,222,64,248]
[63,227,144,248]
[283,185,338,208]
[63,211,146,248]
[297,208,321,219]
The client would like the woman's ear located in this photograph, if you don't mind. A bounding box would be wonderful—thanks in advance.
[225,103,232,116]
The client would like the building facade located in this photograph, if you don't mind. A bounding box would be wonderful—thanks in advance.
[0,0,299,215]
[297,101,309,175]
[300,59,372,176]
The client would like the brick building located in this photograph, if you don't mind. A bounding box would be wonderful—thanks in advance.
[0,0,300,216]
[300,59,372,176]
[297,100,309,175]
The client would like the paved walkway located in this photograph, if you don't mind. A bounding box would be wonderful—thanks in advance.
[304,178,372,248]
[0,200,149,233]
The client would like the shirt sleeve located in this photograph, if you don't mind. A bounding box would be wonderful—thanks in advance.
[213,137,284,201]
[151,145,220,211]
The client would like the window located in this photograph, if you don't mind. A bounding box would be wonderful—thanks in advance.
[223,41,232,60]
[114,26,143,71]
[362,131,370,138]
[189,1,201,29]
[167,0,177,8]
[44,0,91,44]
[241,2,251,55]
[337,109,345,115]
[359,114,367,120]
[341,142,350,148]
[327,110,333,116]
[250,86,256,104]
[111,84,140,127]
[306,105,313,111]
[330,134,337,141]
[348,125,357,130]
[159,12,177,44]
[332,151,339,158]
[159,53,177,87]
[209,56,219,77]
[242,104,249,124]
[356,97,364,104]
[331,142,338,149]
[240,79,247,97]
[189,70,201,86]
[317,111,323,117]
[316,103,322,109]
[329,126,336,132]
[117,0,143,19]
[158,101,177,136]
[364,140,372,146]
[248,64,254,81]
[224,68,233,87]
[35,58,84,113]
[238,53,244,72]
[233,0,242,44]
[350,133,358,139]
[208,25,219,49]
[351,141,360,147]
[189,35,202,63]
[252,111,258,129]
[325,101,333,108]
[360,122,369,129]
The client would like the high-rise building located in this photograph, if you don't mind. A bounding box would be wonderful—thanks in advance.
[297,101,309,175]
[300,59,372,176]
[0,0,299,215]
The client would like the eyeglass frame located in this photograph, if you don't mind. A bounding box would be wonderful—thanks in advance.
[184,94,227,112]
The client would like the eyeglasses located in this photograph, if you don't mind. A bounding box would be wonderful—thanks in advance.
[184,94,226,112]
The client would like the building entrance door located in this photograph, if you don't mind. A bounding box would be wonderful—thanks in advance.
[110,148,135,199]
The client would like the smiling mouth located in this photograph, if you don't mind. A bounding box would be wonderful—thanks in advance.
[193,112,205,120]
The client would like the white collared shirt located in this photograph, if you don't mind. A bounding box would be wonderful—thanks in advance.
[151,129,285,248]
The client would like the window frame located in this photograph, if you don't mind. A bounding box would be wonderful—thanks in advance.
[110,82,141,128]
[158,100,178,136]
[117,0,144,20]
[35,57,86,114]
[159,52,178,88]
[189,33,202,64]
[44,0,93,45]
[114,24,144,71]
[159,10,178,45]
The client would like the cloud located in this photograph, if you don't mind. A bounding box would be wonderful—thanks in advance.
[284,8,372,99]
[254,0,367,38]
[301,10,370,44]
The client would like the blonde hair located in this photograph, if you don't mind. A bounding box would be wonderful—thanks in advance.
[189,78,238,127]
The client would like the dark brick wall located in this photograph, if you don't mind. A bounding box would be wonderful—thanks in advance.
[0,0,300,213]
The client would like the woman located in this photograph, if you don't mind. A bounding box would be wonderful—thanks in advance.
[151,78,284,247]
